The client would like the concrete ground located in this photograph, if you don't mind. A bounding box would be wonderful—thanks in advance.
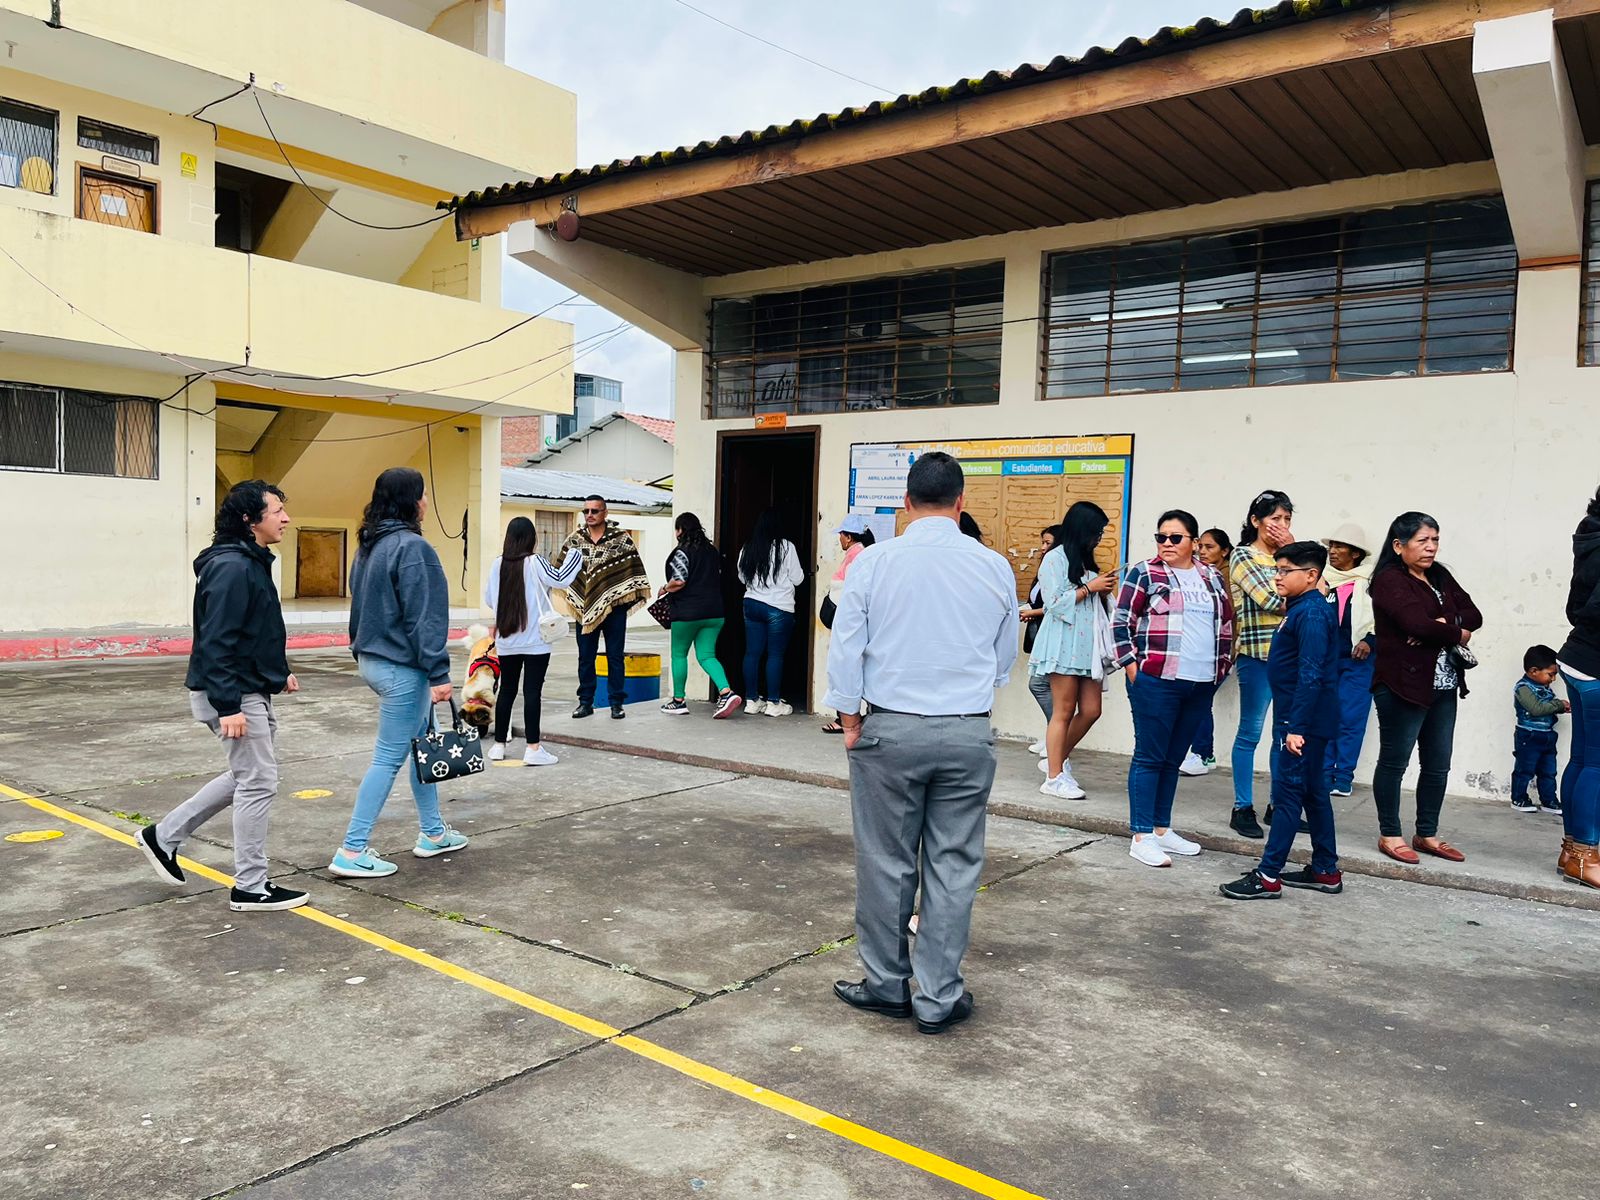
[1,649,1596,1200]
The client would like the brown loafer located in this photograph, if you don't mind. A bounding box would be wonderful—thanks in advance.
[1413,837,1465,863]
[1378,839,1420,864]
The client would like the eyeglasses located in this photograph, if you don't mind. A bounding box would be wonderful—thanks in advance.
[1273,565,1318,577]
[1153,533,1190,545]
[582,507,605,515]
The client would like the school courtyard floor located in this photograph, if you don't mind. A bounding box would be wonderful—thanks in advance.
[1,647,1596,1200]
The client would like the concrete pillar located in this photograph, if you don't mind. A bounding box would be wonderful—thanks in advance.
[184,381,218,567]
[466,417,501,611]
[998,247,1043,411]
[1473,9,1586,263]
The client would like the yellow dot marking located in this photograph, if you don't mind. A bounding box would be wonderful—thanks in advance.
[5,829,64,843]
[292,789,334,799]
[492,761,524,768]
[0,780,1044,1200]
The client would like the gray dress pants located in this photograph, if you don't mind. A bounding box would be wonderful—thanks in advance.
[846,711,997,1024]
[154,692,279,893]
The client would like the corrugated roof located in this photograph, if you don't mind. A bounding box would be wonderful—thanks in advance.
[501,467,673,511]
[449,0,1382,212]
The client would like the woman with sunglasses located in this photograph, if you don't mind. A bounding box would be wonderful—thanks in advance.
[1112,510,1236,867]
[1227,489,1296,839]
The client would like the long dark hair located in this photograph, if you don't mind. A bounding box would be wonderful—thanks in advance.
[1238,488,1293,548]
[1202,527,1234,555]
[738,507,786,587]
[1058,501,1108,586]
[843,527,876,549]
[215,480,285,543]
[357,467,424,549]
[495,517,537,636]
[1371,511,1443,590]
[676,512,710,550]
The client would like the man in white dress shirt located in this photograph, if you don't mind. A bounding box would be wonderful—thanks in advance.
[824,452,1020,1035]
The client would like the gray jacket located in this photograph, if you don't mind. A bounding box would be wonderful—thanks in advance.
[348,520,452,685]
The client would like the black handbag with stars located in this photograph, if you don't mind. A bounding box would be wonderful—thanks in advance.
[411,699,487,785]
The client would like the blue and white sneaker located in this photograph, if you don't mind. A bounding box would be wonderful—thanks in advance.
[328,847,398,878]
[413,825,469,859]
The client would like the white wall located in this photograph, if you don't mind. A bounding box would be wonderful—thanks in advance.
[535,419,673,482]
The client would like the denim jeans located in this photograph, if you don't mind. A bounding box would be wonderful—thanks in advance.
[1231,655,1273,808]
[1561,671,1600,844]
[575,605,628,708]
[742,598,795,703]
[1328,653,1376,792]
[1371,684,1457,839]
[1261,722,1338,878]
[1127,673,1216,834]
[343,655,446,852]
[1511,728,1558,806]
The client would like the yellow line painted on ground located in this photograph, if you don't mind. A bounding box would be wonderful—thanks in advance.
[0,781,1047,1200]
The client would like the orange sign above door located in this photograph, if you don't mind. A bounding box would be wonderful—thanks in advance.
[753,413,788,430]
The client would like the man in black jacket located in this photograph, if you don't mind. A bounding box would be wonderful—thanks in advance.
[136,480,308,912]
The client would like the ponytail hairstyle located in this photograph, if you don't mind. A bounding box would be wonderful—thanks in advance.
[495,517,538,637]
[1202,527,1234,555]
[1058,501,1109,586]
[1238,488,1293,548]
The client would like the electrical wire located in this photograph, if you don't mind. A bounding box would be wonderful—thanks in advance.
[667,0,891,94]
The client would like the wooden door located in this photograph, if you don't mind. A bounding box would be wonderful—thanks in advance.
[78,171,156,233]
[295,529,347,599]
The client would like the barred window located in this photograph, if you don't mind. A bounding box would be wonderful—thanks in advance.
[1583,182,1600,366]
[0,97,57,194]
[0,384,159,479]
[1043,197,1517,398]
[77,117,158,164]
[708,264,1004,417]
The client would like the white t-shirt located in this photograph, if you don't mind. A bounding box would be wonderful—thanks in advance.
[738,539,805,613]
[1172,565,1217,683]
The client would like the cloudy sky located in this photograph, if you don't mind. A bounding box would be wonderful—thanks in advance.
[502,0,1204,417]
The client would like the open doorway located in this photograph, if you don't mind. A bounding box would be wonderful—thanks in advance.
[715,427,819,712]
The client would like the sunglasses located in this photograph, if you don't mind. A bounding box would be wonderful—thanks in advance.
[1153,533,1190,545]
[582,507,605,515]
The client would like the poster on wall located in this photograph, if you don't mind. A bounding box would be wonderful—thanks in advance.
[848,434,1135,601]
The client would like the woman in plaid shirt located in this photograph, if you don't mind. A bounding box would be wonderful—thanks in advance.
[1113,509,1237,868]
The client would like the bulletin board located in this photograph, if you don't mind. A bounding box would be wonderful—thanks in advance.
[848,434,1135,601]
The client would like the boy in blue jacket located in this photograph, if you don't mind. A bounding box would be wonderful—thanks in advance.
[1510,644,1568,814]
[1221,541,1343,899]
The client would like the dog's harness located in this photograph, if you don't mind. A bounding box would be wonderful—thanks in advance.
[469,652,501,682]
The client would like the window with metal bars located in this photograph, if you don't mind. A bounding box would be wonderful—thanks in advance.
[77,117,158,164]
[1582,182,1600,366]
[1042,197,1517,399]
[707,264,1004,417]
[0,383,159,479]
[0,97,58,194]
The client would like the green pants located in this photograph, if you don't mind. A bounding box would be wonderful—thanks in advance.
[670,617,730,699]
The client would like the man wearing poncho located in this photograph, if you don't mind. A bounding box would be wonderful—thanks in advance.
[560,494,652,719]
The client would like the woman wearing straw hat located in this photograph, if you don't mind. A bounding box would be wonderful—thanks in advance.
[1323,522,1376,797]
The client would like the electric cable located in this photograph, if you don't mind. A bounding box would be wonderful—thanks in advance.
[667,0,890,94]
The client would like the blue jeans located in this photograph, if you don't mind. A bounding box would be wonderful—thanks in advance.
[576,605,628,708]
[1328,653,1376,791]
[344,656,445,852]
[1561,671,1600,844]
[1231,655,1273,808]
[742,598,795,703]
[1261,721,1338,878]
[1512,728,1558,806]
[1127,673,1216,834]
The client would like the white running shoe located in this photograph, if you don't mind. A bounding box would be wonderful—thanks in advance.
[1155,828,1202,856]
[523,746,558,766]
[765,701,794,717]
[1129,835,1172,867]
[1179,751,1209,777]
[1028,739,1046,755]
[488,742,505,762]
[745,699,767,715]
[1039,774,1087,800]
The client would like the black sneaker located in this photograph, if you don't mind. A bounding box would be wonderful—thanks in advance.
[1280,866,1344,894]
[572,703,595,719]
[1264,804,1311,834]
[1544,796,1564,815]
[1511,796,1538,814]
[1229,807,1265,840]
[136,824,185,887]
[1219,869,1282,900]
[611,705,626,720]
[661,699,689,715]
[229,883,309,912]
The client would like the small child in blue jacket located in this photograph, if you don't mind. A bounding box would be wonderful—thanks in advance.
[1511,644,1569,814]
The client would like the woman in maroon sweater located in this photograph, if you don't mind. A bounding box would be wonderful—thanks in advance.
[1368,512,1483,865]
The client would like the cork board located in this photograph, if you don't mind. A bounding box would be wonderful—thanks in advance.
[850,435,1134,601]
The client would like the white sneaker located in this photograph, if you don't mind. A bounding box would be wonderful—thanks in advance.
[523,746,558,766]
[1027,739,1045,755]
[765,701,794,717]
[1155,828,1202,856]
[1039,756,1074,777]
[1129,835,1172,868]
[1179,751,1209,777]
[1329,785,1353,797]
[746,699,766,715]
[488,742,505,762]
[1039,774,1087,800]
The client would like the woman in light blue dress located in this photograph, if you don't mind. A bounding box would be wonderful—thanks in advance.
[1031,501,1115,799]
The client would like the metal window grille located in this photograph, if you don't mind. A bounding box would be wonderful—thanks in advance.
[0,97,58,194]
[0,383,158,479]
[77,117,158,164]
[1582,182,1600,367]
[533,508,573,554]
[1041,196,1518,399]
[706,263,1004,418]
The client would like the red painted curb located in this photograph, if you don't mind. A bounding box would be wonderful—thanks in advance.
[0,628,470,663]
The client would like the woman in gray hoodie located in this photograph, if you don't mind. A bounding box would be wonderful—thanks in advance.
[331,467,466,878]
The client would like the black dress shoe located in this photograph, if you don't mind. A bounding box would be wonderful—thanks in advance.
[917,991,974,1035]
[1263,804,1310,834]
[572,703,594,719]
[610,705,626,720]
[832,979,911,1018]
[1229,806,1265,840]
